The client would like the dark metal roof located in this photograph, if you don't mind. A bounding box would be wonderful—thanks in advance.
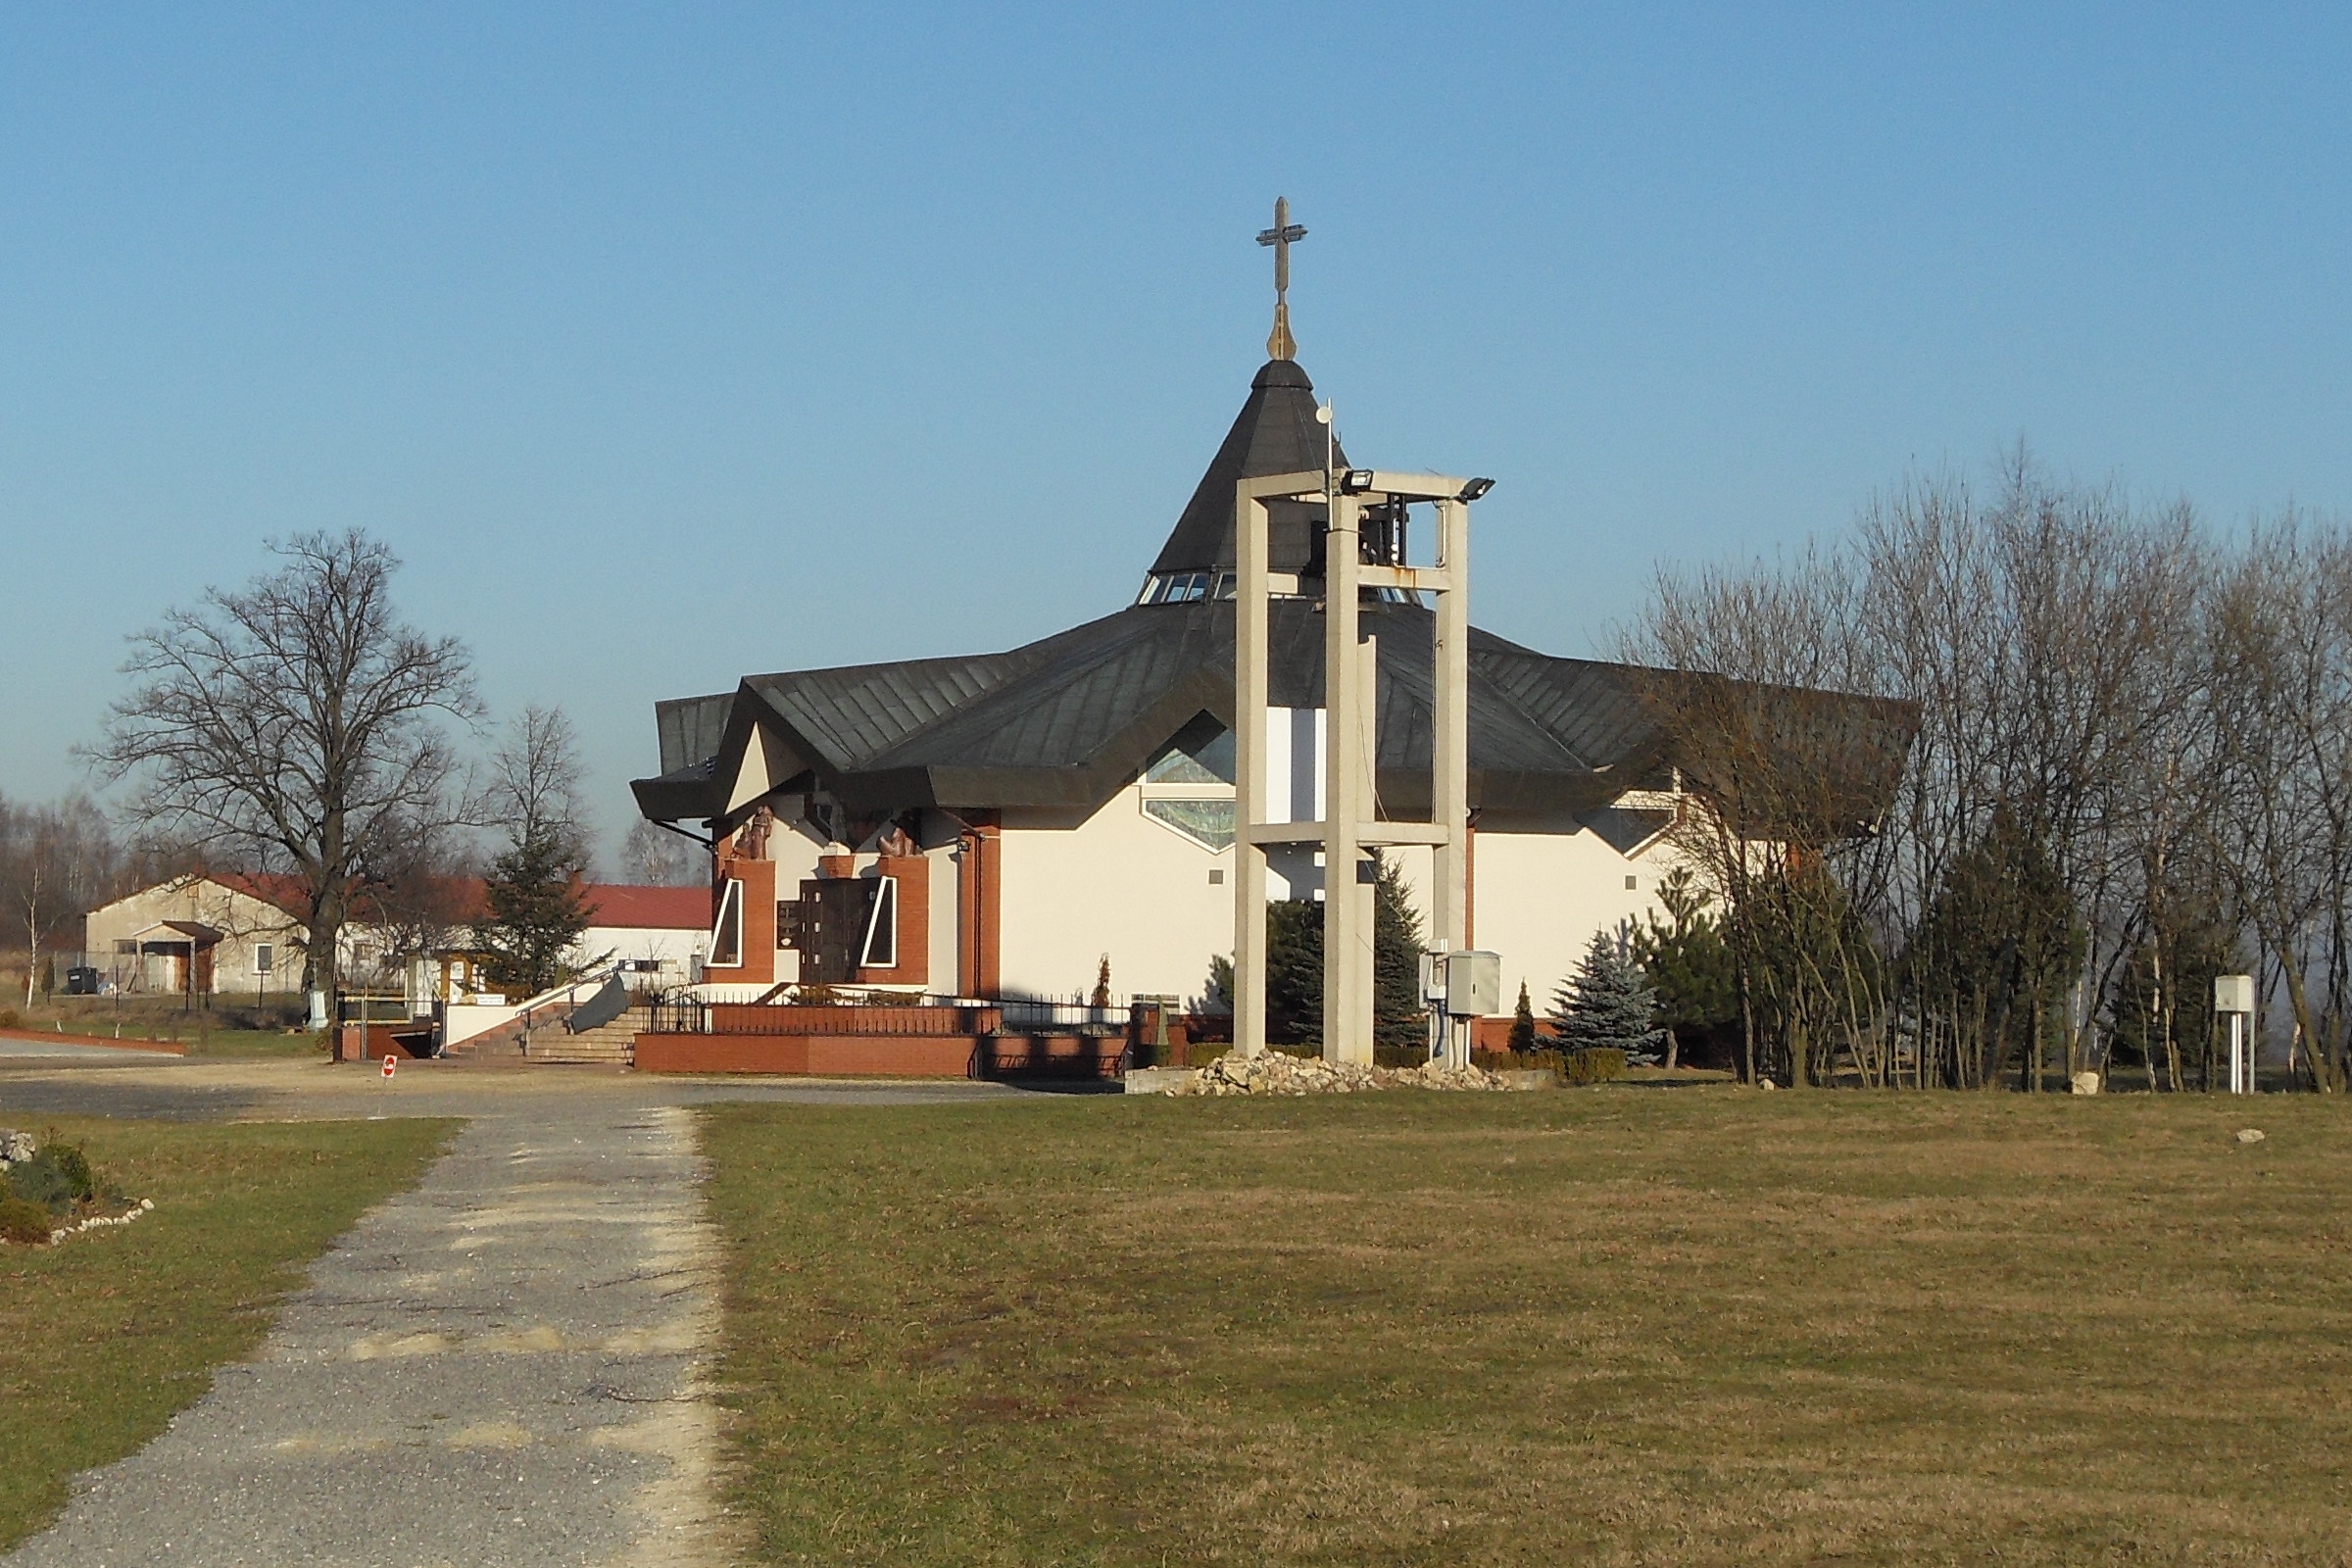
[632,355,1915,831]
[1151,358,1349,577]
[743,650,1050,773]
[656,693,735,776]
[631,596,1698,825]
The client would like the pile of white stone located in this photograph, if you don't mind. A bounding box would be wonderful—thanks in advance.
[49,1200,153,1244]
[0,1129,33,1166]
[1171,1052,1514,1096]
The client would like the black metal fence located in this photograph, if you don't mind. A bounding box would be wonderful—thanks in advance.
[645,995,708,1035]
[633,990,1167,1037]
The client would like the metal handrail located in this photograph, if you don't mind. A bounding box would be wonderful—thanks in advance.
[514,964,625,1048]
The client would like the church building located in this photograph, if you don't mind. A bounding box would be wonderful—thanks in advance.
[630,228,1891,1026]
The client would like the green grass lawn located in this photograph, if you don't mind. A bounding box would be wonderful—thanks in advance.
[702,1088,2352,1567]
[0,1116,454,1546]
[172,1027,330,1058]
[25,1021,330,1058]
[4,1008,329,1058]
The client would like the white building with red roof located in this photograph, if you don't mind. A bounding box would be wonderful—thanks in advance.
[82,873,713,1004]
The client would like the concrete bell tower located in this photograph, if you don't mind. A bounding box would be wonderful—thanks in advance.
[1225,200,1485,1067]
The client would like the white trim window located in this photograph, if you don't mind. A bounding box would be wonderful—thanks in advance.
[1140,731,1237,851]
[253,942,274,978]
[709,879,744,967]
[858,877,898,968]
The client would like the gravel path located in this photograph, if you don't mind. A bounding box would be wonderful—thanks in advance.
[4,1097,730,1567]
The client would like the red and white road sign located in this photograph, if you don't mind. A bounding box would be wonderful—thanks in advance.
[381,1053,397,1079]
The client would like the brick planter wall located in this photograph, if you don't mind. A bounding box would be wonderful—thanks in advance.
[635,1031,982,1077]
[706,1004,1002,1037]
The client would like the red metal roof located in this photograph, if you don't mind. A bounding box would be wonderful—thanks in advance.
[211,871,314,912]
[169,873,706,932]
[582,884,710,931]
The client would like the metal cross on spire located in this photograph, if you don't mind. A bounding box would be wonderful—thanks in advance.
[1256,196,1306,361]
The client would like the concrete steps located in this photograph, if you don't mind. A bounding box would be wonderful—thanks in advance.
[440,1016,535,1063]
[523,1004,649,1067]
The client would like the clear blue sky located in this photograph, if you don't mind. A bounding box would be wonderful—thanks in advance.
[5,5,2347,860]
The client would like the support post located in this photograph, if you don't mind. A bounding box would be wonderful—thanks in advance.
[1233,485,1272,1058]
[1334,630,1377,1060]
[1428,497,1471,1067]
[1323,492,1372,1066]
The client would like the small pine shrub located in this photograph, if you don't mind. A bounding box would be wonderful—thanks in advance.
[0,1007,20,1031]
[1506,981,1539,1054]
[0,1196,51,1245]
[7,1141,95,1210]
[1561,1048,1627,1085]
[50,1141,94,1201]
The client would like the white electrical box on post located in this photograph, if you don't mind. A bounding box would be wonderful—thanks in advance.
[2215,972,2256,1095]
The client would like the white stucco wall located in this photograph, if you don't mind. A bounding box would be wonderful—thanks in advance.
[994,796,1684,1014]
[575,923,708,979]
[927,848,957,991]
[995,720,1695,1014]
[1472,827,1682,1013]
[999,784,1234,1003]
[743,827,825,987]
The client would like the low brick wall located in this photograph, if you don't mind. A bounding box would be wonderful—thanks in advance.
[706,1004,1002,1036]
[634,1032,981,1077]
[337,1024,436,1062]
[1470,1016,1547,1053]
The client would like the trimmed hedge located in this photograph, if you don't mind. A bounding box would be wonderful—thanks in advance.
[1561,1048,1627,1084]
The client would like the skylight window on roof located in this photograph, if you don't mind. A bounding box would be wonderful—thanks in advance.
[1136,570,1237,606]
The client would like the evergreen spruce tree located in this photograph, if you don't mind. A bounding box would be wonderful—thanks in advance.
[1257,852,1428,1054]
[1550,930,1665,1062]
[477,822,593,998]
[1263,900,1322,1046]
[1370,852,1428,1054]
[1630,865,1738,1069]
[475,704,595,999]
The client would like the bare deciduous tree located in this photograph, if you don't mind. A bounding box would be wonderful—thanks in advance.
[2201,518,2352,1092]
[0,793,125,1004]
[86,530,479,1008]
[621,818,705,887]
[486,705,593,872]
[475,706,598,996]
[1624,456,2309,1093]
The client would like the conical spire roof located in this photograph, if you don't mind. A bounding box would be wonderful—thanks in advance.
[1148,358,1349,578]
